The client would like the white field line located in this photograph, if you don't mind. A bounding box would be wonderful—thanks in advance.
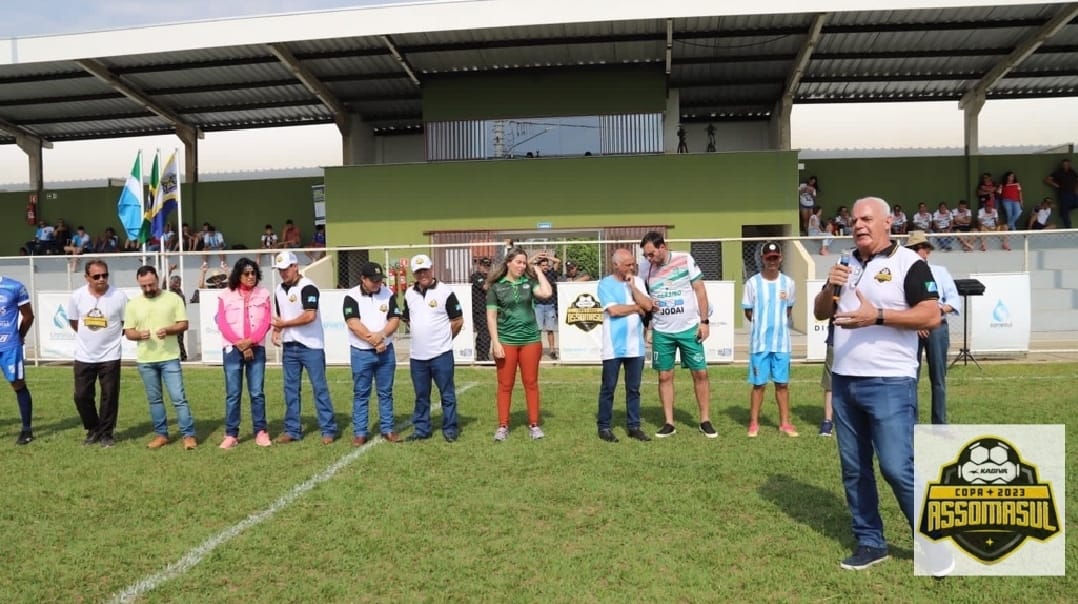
[105,382,477,604]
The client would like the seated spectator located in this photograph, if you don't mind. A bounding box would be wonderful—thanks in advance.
[160,223,178,252]
[1028,198,1056,230]
[94,227,119,253]
[932,201,954,251]
[807,205,832,255]
[54,219,71,247]
[259,224,278,265]
[27,219,59,255]
[953,200,974,251]
[911,202,933,233]
[182,223,200,251]
[123,238,140,252]
[977,198,1009,251]
[890,204,908,235]
[280,219,301,248]
[201,225,227,269]
[64,225,93,270]
[308,224,326,261]
[832,206,852,236]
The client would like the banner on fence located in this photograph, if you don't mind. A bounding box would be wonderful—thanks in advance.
[556,281,735,364]
[448,284,476,363]
[968,273,1031,353]
[806,279,829,361]
[36,290,140,361]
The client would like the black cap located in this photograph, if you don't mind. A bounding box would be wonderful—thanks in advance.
[565,260,577,268]
[361,262,385,280]
[761,241,782,257]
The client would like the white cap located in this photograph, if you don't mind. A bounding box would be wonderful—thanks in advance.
[410,254,433,273]
[273,251,299,269]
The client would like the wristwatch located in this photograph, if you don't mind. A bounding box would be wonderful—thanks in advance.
[875,308,885,325]
[700,319,709,325]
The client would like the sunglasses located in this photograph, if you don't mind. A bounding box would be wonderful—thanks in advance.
[89,273,109,281]
[241,270,257,276]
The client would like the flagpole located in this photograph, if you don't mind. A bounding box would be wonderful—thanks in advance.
[176,147,185,305]
[139,149,147,266]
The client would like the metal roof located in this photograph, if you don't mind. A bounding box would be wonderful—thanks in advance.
[1,1,1076,145]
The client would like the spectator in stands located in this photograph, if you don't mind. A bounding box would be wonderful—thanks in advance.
[28,219,57,255]
[160,223,177,252]
[977,198,1009,251]
[280,219,301,249]
[182,223,199,251]
[201,224,227,269]
[564,260,590,281]
[1028,198,1056,230]
[94,227,119,254]
[533,255,560,360]
[931,202,954,251]
[953,200,974,251]
[308,224,326,261]
[64,225,93,270]
[798,176,819,235]
[1044,159,1077,229]
[911,202,933,233]
[808,205,832,255]
[890,204,908,236]
[833,206,852,236]
[54,219,71,248]
[996,171,1024,232]
[975,172,996,210]
[259,224,278,265]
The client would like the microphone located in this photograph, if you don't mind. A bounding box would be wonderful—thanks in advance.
[832,251,851,302]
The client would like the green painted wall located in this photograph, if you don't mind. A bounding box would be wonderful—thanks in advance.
[0,177,322,255]
[423,65,667,121]
[800,153,1069,220]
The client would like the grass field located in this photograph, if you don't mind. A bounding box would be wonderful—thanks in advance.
[0,362,1074,603]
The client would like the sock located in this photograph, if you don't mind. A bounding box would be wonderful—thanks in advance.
[16,387,32,431]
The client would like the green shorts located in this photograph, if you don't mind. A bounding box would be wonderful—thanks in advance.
[652,326,707,371]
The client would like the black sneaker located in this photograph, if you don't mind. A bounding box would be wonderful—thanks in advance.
[627,427,651,442]
[99,435,117,448]
[699,421,718,439]
[83,431,100,446]
[443,431,458,443]
[840,545,890,570]
[655,423,676,438]
[597,429,619,443]
[15,431,34,446]
[549,350,558,360]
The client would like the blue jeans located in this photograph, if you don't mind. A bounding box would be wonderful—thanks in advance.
[282,343,337,439]
[137,359,196,438]
[831,374,917,550]
[597,356,644,430]
[350,345,396,437]
[223,346,267,437]
[917,323,949,425]
[409,350,458,437]
[1002,199,1022,230]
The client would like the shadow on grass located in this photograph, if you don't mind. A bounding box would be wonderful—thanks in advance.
[113,414,223,444]
[758,473,855,550]
[639,404,695,429]
[793,403,826,427]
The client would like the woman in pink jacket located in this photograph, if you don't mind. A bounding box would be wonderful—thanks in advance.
[216,257,273,448]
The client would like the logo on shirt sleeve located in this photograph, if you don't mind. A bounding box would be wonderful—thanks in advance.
[926,281,939,293]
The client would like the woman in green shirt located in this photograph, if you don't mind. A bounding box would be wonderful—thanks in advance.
[485,247,552,442]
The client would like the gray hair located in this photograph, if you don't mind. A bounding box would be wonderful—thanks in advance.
[854,196,891,216]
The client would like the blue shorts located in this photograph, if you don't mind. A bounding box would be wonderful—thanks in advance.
[749,351,790,386]
[0,346,25,382]
[534,303,557,332]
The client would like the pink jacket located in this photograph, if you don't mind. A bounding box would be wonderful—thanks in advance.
[216,285,272,347]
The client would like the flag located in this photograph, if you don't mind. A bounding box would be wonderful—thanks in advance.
[150,152,179,239]
[138,153,160,244]
[116,153,143,242]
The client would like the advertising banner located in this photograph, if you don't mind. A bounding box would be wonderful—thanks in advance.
[967,273,1031,353]
[806,279,829,361]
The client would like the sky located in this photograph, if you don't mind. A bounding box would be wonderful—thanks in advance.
[0,1,1076,186]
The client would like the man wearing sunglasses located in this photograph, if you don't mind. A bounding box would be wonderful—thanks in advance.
[66,260,128,448]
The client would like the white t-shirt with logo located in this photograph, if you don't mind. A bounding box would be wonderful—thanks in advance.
[643,251,704,334]
[66,285,128,362]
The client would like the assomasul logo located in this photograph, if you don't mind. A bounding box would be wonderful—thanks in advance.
[919,436,1060,564]
[990,300,1012,327]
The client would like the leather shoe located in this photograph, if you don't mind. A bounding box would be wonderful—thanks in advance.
[352,435,368,447]
[627,427,651,442]
[146,435,170,449]
[443,431,458,443]
[406,433,431,442]
[597,429,619,443]
[381,432,402,443]
[275,433,298,444]
[182,436,198,450]
[321,435,335,445]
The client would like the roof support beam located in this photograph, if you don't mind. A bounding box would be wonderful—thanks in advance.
[959,3,1078,109]
[267,43,352,135]
[381,35,422,87]
[75,59,200,142]
[773,14,827,151]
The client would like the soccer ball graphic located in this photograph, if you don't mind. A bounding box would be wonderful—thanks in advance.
[958,439,1019,484]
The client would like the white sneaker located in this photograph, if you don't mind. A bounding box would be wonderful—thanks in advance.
[528,424,545,440]
[493,426,509,442]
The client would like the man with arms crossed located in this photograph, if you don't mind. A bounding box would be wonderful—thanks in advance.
[596,249,651,443]
[813,197,940,570]
[635,231,715,438]
[67,260,127,447]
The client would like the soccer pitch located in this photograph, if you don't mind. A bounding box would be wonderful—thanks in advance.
[0,363,1073,602]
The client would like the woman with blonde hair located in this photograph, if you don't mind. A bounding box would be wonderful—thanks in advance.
[485,246,552,441]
